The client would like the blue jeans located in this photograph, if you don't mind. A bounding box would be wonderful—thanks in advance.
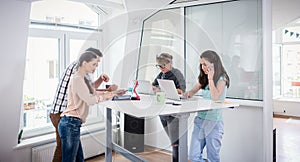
[189,117,224,162]
[58,116,84,162]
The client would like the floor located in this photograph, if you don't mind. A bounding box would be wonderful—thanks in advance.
[273,116,300,162]
[86,146,172,162]
[87,116,300,162]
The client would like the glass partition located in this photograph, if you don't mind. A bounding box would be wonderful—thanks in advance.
[185,0,263,99]
[138,0,263,100]
[137,8,184,83]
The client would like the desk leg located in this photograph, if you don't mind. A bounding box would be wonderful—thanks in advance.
[178,113,190,162]
[105,108,112,162]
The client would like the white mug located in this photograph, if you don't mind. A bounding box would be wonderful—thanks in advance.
[156,92,166,104]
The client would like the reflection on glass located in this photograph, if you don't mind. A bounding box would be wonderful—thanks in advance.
[185,0,262,100]
[185,4,222,91]
[138,0,263,100]
[138,8,184,83]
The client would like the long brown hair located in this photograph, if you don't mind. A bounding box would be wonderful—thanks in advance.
[198,50,230,89]
[78,51,98,94]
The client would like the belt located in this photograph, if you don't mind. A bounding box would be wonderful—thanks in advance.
[62,115,81,121]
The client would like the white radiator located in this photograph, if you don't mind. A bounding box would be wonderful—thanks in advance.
[32,131,106,162]
[32,142,56,162]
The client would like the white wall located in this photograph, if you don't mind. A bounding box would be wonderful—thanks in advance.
[272,0,300,30]
[221,106,264,162]
[0,0,273,161]
[274,99,300,117]
[0,1,31,161]
[145,105,264,162]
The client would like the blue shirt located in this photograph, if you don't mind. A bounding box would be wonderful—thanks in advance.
[197,76,227,121]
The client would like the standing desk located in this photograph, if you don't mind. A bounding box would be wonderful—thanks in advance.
[101,95,239,162]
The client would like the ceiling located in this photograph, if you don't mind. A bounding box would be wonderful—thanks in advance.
[28,0,299,30]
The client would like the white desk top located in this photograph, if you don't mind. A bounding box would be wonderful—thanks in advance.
[100,95,239,118]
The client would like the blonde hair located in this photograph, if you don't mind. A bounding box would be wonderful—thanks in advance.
[156,53,173,65]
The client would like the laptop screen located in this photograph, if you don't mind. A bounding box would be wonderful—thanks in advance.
[136,80,154,95]
[157,79,181,101]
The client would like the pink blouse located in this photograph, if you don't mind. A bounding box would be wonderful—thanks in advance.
[61,72,99,123]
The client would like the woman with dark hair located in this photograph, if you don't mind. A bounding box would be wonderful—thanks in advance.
[184,50,230,162]
[58,51,117,162]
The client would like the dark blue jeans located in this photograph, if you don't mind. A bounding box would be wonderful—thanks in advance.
[58,116,84,162]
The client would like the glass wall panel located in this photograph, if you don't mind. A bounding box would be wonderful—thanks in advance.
[137,8,184,83]
[185,3,222,91]
[138,0,263,100]
[222,0,262,100]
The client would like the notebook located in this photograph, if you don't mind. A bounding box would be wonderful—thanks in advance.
[157,79,186,101]
[136,80,155,95]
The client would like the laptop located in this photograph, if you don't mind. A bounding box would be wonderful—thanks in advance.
[157,79,186,101]
[136,80,155,95]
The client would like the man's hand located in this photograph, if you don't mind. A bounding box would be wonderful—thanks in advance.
[152,86,161,93]
[100,74,110,82]
[177,89,183,95]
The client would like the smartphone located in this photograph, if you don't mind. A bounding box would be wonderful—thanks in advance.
[208,63,214,71]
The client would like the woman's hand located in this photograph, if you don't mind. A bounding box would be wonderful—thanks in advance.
[102,92,117,100]
[113,89,127,96]
[107,84,118,91]
[207,63,214,80]
[183,91,192,98]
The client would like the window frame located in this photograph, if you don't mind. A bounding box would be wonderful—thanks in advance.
[22,27,104,139]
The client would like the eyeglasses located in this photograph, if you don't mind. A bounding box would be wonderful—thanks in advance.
[156,64,166,69]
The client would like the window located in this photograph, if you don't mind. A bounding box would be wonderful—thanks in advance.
[23,36,60,130]
[279,26,300,98]
[22,0,103,139]
[48,60,58,79]
[272,44,282,98]
[30,0,98,27]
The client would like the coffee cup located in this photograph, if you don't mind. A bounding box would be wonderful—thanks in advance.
[156,92,166,104]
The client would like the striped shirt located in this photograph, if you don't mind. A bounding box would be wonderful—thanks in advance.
[51,61,78,114]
